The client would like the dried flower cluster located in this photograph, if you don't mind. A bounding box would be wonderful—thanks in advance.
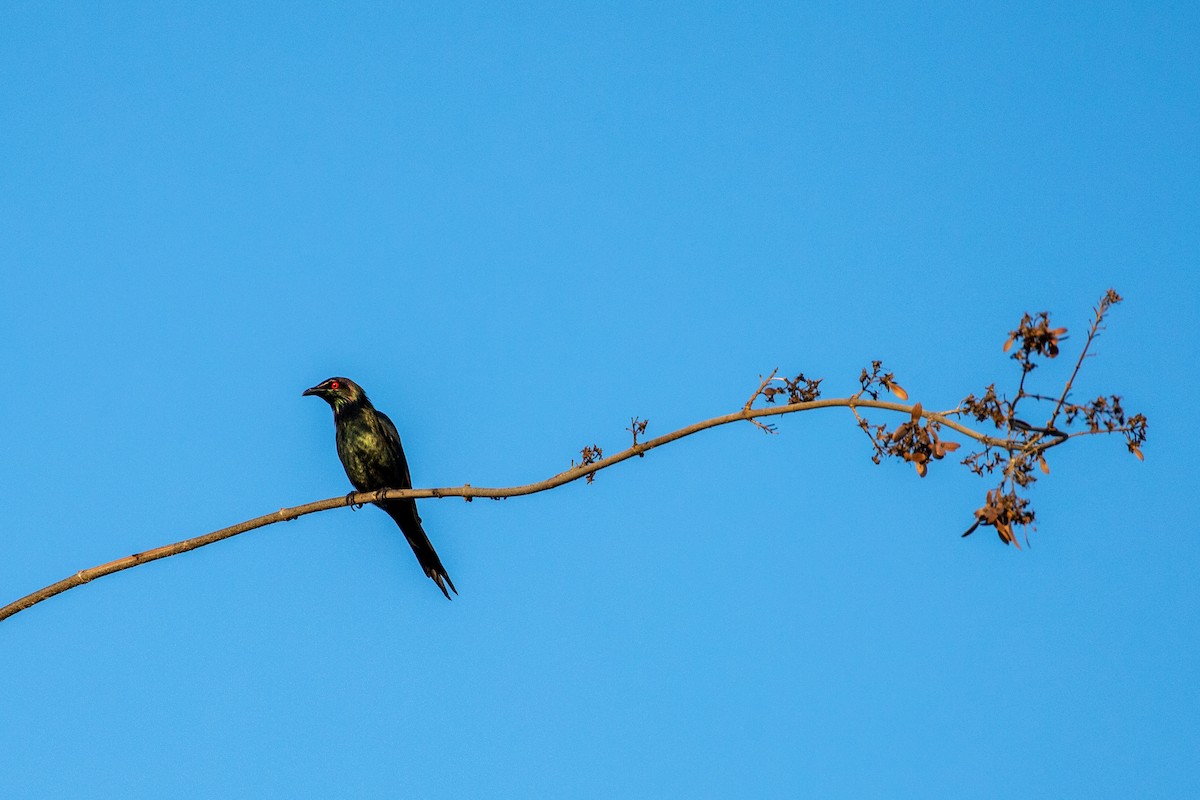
[627,417,649,447]
[857,360,908,401]
[954,289,1145,545]
[761,373,824,405]
[1004,311,1068,370]
[886,404,961,477]
[574,444,604,484]
[850,383,960,475]
[574,292,1142,545]
[746,289,1146,547]
[1064,395,1147,460]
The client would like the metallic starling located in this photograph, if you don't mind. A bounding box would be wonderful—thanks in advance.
[304,377,457,599]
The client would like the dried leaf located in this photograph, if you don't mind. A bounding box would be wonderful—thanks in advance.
[915,461,927,477]
[1133,447,1144,461]
[910,402,922,423]
[941,441,960,453]
[890,383,909,401]
[1038,456,1050,474]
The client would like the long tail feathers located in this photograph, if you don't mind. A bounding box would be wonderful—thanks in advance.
[381,501,457,600]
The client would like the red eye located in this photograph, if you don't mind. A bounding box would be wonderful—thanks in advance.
[329,380,340,391]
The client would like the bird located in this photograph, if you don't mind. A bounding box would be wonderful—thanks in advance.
[303,376,457,599]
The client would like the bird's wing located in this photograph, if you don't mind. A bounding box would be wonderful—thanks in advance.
[374,409,414,490]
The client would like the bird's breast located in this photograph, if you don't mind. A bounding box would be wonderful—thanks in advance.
[335,417,400,491]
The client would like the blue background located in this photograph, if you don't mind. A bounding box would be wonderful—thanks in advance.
[2,3,1196,797]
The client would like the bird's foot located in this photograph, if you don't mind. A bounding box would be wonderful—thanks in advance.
[345,491,364,510]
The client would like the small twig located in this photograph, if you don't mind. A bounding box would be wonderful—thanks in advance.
[1049,291,1119,428]
[626,417,649,448]
[1011,369,1030,418]
[744,368,780,411]
[847,402,881,454]
[743,369,782,434]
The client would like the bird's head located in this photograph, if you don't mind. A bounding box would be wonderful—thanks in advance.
[302,376,367,413]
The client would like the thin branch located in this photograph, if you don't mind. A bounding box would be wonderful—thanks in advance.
[1048,292,1117,429]
[846,402,880,454]
[0,396,1013,624]
[743,369,781,434]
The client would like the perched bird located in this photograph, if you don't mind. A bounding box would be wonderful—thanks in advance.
[303,377,457,599]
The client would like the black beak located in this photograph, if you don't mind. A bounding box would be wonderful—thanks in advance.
[302,384,322,397]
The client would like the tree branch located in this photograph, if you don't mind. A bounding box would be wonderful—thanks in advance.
[4,291,1146,623]
[1048,289,1120,429]
[0,397,1012,624]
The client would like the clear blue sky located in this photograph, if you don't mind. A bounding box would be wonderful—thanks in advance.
[2,3,1196,797]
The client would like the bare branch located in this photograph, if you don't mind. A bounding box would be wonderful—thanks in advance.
[744,369,781,434]
[0,396,1011,624]
[743,368,780,411]
[0,290,1145,623]
[1049,289,1122,429]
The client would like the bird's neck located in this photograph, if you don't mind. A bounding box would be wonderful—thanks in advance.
[333,397,372,423]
